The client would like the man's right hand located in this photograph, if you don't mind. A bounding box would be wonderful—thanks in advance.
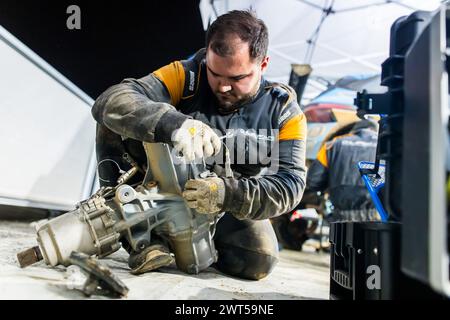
[171,119,221,161]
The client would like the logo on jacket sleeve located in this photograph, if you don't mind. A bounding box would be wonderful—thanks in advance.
[278,110,292,126]
[189,71,195,92]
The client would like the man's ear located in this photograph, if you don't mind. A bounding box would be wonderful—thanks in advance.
[260,56,270,73]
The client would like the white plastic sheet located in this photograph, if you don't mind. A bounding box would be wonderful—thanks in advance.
[0,26,96,211]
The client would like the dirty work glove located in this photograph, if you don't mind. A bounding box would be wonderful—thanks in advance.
[182,177,225,214]
[171,119,221,162]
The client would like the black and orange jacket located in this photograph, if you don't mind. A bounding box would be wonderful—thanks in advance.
[92,49,307,220]
[307,121,378,210]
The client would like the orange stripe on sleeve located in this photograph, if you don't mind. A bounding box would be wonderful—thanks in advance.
[316,144,328,168]
[152,61,185,106]
[278,113,307,141]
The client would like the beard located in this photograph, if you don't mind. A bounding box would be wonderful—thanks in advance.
[215,92,251,113]
[214,81,261,115]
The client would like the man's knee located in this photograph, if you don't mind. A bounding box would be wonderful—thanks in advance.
[214,214,280,280]
[215,245,278,280]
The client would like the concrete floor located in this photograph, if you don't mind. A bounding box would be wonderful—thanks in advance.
[0,220,330,300]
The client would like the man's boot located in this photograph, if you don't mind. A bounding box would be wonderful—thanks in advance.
[128,244,174,275]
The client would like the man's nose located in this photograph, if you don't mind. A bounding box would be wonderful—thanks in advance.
[218,81,232,93]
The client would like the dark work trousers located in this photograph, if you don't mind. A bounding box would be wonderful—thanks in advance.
[212,213,279,280]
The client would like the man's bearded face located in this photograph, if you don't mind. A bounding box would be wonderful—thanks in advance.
[206,39,269,112]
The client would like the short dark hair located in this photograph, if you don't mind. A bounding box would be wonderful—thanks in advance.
[205,10,269,61]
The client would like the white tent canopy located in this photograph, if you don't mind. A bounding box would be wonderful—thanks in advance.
[200,0,442,103]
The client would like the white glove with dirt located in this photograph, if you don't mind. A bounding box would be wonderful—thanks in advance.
[171,119,221,162]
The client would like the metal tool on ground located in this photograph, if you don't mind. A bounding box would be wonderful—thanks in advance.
[67,251,129,298]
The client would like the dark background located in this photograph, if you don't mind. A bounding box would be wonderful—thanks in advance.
[0,0,205,98]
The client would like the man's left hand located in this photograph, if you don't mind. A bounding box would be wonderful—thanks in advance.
[182,177,225,214]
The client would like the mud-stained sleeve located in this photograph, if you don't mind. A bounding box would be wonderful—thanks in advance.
[91,71,191,144]
[220,102,308,220]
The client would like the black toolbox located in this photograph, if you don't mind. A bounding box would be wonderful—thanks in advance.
[329,221,402,299]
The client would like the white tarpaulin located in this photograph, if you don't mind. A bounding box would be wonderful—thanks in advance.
[200,0,442,102]
[0,26,97,211]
